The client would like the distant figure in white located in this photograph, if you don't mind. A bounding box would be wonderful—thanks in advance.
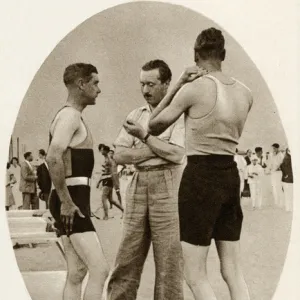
[9,157,22,209]
[246,155,264,209]
[266,143,284,208]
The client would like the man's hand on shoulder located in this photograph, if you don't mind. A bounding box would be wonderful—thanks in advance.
[178,66,208,86]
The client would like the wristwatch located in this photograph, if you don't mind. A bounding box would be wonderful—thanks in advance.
[141,133,150,143]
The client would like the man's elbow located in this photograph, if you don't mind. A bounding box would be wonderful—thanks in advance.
[148,123,164,136]
[169,148,186,164]
[113,153,126,165]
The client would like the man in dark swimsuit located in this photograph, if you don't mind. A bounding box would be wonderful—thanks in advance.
[47,63,109,300]
[96,145,123,220]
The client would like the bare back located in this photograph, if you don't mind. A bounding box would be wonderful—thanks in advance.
[185,73,253,156]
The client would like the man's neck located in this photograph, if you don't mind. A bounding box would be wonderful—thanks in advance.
[66,94,86,112]
[197,60,222,73]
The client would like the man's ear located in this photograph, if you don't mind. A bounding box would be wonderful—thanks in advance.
[75,77,84,90]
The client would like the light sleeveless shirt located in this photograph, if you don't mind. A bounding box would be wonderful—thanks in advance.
[185,75,252,156]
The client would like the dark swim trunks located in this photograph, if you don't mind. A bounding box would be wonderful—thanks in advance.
[179,155,243,246]
[49,185,95,236]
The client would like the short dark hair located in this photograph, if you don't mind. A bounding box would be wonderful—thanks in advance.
[98,143,105,151]
[63,63,98,86]
[10,157,19,164]
[255,147,263,152]
[103,145,110,152]
[141,60,172,84]
[39,149,46,156]
[272,143,280,149]
[24,152,32,160]
[194,27,226,61]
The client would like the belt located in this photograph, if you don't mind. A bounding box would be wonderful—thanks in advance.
[135,164,178,172]
[51,177,91,189]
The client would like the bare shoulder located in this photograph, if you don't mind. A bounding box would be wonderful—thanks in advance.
[52,107,81,132]
[186,76,216,95]
[56,106,81,122]
[184,76,216,106]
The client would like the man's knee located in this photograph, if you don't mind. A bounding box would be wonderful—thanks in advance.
[67,264,88,285]
[220,262,242,283]
[184,264,208,286]
[89,265,109,280]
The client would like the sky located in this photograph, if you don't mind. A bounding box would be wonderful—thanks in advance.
[11,1,287,165]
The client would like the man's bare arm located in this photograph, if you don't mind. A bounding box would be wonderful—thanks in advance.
[46,111,80,206]
[145,136,185,164]
[114,146,156,165]
[149,67,207,135]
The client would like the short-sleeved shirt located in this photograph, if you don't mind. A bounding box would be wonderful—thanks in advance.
[114,105,185,167]
[268,152,284,173]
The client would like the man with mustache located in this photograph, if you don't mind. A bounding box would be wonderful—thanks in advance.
[106,60,185,300]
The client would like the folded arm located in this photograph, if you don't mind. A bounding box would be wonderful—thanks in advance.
[145,135,185,164]
[114,146,156,165]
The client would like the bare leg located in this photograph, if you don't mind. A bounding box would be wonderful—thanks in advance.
[182,242,217,300]
[61,236,88,300]
[215,240,250,300]
[102,187,109,220]
[70,232,110,300]
[109,189,113,209]
[106,188,124,213]
[115,191,123,218]
[108,198,124,212]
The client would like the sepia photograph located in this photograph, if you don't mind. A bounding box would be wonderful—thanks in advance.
[1,1,299,300]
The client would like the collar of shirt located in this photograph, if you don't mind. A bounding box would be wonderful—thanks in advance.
[43,160,49,170]
[25,160,33,170]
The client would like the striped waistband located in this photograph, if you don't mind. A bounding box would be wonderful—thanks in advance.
[52,177,91,189]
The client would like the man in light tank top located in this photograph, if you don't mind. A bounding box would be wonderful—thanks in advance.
[47,63,109,300]
[149,28,252,300]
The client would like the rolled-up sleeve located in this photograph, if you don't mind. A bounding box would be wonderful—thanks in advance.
[169,115,185,148]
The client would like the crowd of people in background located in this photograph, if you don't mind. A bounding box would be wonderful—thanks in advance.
[5,146,133,215]
[235,143,293,212]
[5,142,293,213]
[5,150,52,211]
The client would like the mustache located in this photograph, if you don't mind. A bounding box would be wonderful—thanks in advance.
[144,93,152,97]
